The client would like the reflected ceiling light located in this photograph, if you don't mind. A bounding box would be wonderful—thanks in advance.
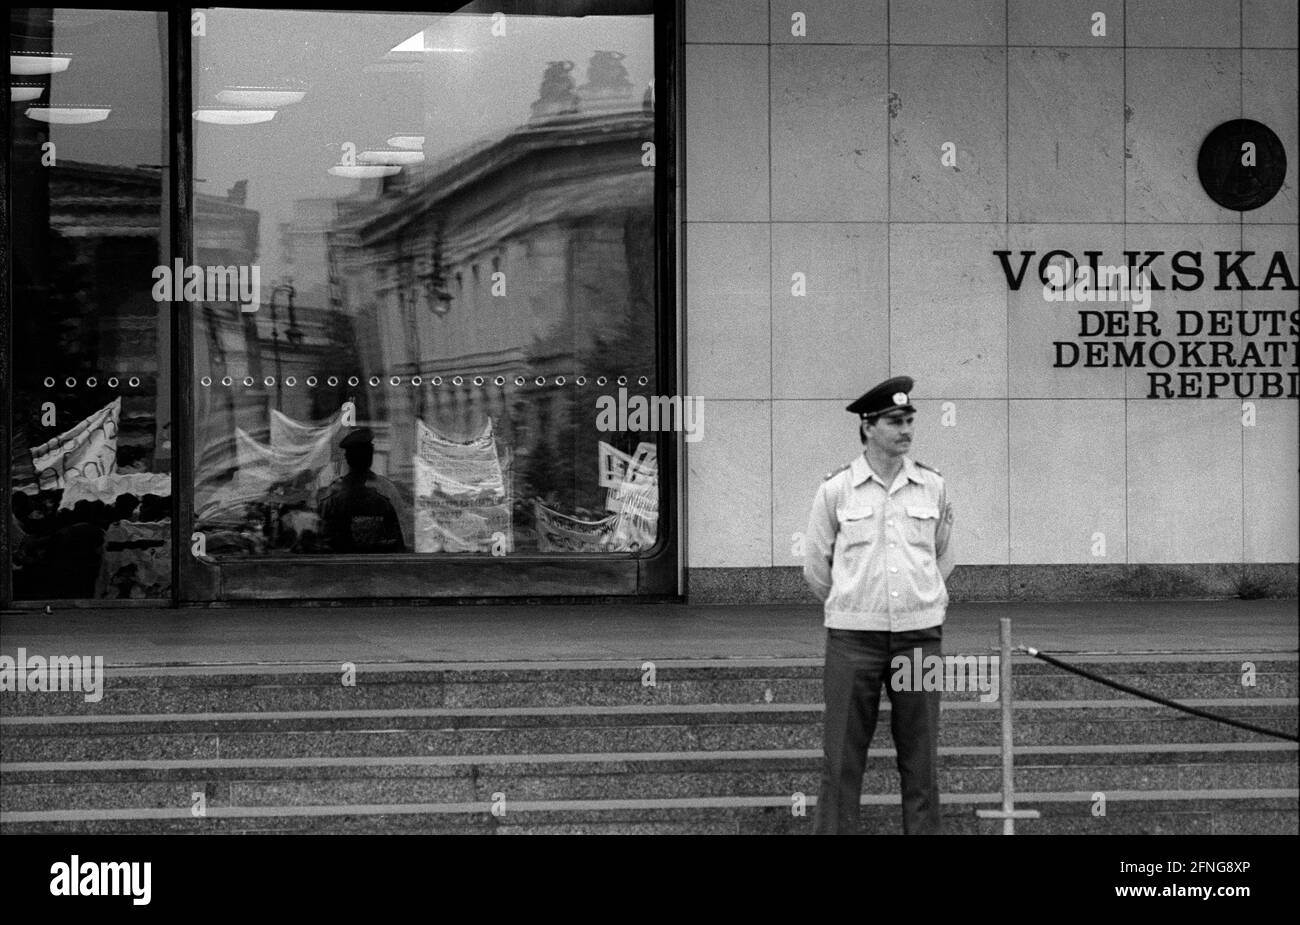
[26,105,110,124]
[328,164,401,178]
[10,52,71,75]
[358,149,424,166]
[390,30,425,52]
[216,87,305,108]
[386,134,425,150]
[194,108,277,124]
[11,83,45,102]
[389,29,469,53]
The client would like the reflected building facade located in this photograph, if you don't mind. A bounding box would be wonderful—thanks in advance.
[182,6,667,582]
[318,53,657,553]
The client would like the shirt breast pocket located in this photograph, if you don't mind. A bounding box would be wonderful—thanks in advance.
[836,507,875,550]
[904,504,939,550]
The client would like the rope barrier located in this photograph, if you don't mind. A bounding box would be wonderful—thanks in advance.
[1018,646,1299,744]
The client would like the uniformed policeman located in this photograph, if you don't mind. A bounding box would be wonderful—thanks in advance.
[803,376,955,834]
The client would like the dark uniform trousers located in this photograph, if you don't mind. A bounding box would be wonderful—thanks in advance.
[814,625,942,834]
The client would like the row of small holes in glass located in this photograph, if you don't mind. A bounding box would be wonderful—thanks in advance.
[197,375,651,388]
[43,377,142,388]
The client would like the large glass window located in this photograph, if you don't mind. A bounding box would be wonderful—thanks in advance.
[189,4,661,560]
[7,9,172,600]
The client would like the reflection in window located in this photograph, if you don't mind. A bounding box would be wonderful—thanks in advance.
[191,4,660,558]
[7,8,172,599]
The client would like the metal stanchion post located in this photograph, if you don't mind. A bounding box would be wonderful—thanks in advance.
[976,617,1041,834]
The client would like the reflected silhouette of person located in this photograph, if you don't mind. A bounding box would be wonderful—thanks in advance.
[48,500,107,597]
[319,427,406,553]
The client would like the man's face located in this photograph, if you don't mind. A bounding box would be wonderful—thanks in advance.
[865,411,914,457]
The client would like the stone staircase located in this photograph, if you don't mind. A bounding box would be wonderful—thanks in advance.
[2,656,1296,834]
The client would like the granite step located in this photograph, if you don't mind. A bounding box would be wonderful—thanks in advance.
[1,656,1292,716]
[2,700,1296,762]
[2,744,1295,811]
[2,654,1294,835]
[2,791,1295,835]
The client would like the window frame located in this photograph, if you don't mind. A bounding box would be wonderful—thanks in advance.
[2,6,181,609]
[175,2,681,602]
[2,2,681,607]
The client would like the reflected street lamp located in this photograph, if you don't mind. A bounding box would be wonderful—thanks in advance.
[420,230,453,316]
[269,283,299,406]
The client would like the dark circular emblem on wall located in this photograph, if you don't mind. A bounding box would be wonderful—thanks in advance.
[1197,119,1287,211]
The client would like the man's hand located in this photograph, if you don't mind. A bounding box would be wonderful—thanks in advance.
[803,484,836,602]
[935,493,955,581]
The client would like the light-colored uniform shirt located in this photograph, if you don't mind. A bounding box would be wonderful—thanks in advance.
[803,454,954,631]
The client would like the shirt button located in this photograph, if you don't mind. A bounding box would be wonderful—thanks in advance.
[887,520,895,527]
[889,542,896,548]
[889,567,898,573]
[890,591,899,597]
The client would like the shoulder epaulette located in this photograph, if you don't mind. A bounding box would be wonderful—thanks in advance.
[914,460,943,476]
[822,462,851,482]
